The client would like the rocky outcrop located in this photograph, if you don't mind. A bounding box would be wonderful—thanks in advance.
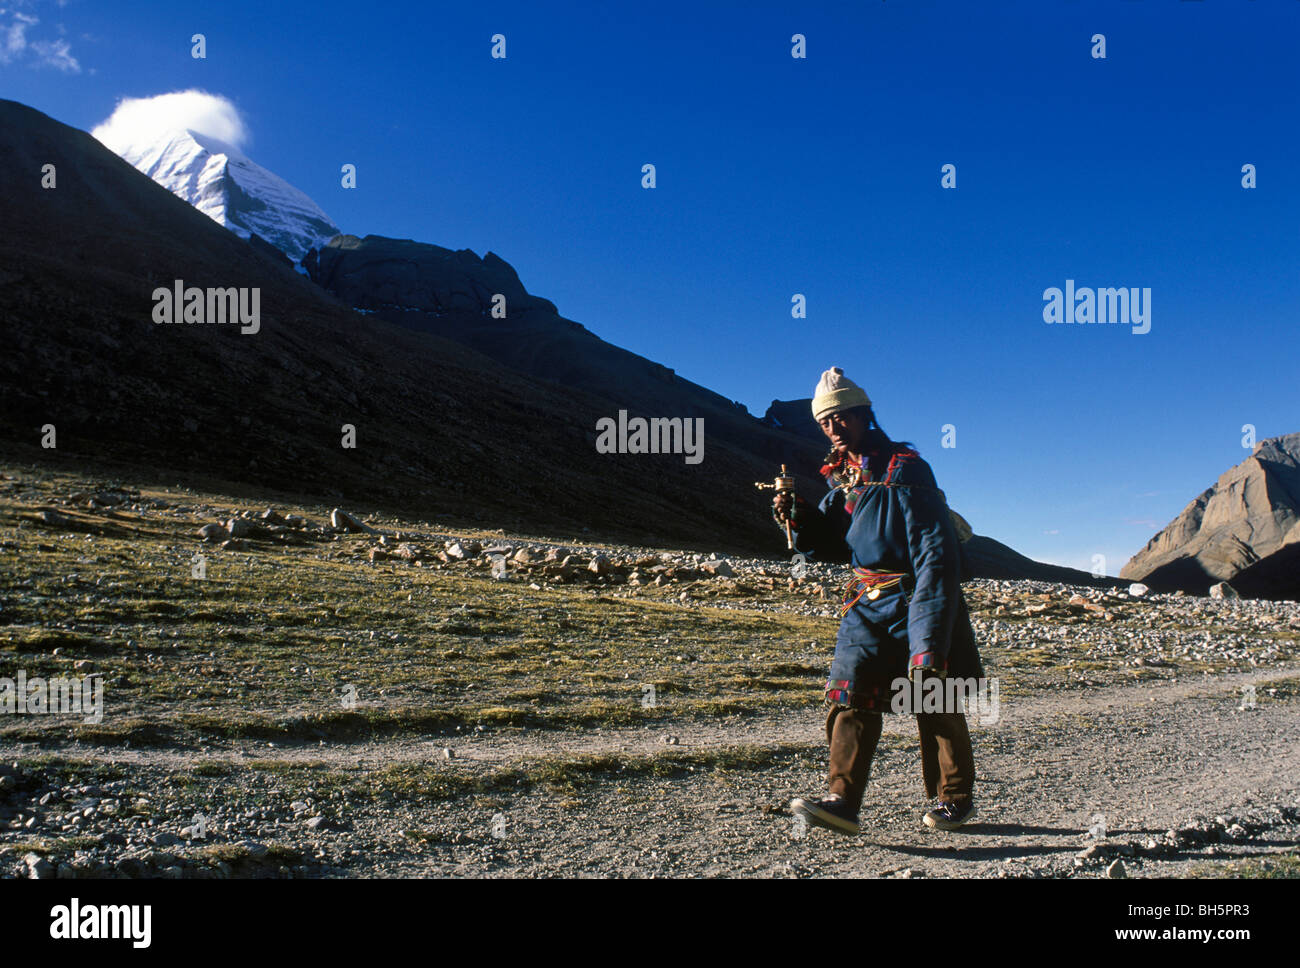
[304,235,558,318]
[300,233,822,490]
[761,398,824,443]
[302,235,765,432]
[1122,433,1300,600]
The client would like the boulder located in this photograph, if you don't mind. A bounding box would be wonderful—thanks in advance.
[331,508,374,534]
[226,518,260,539]
[444,540,479,560]
[24,853,54,880]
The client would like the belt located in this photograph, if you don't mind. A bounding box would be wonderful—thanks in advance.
[839,567,912,617]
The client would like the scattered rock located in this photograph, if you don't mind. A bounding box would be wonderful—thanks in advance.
[24,853,54,879]
[240,840,269,860]
[198,523,226,542]
[331,508,374,533]
[444,540,479,560]
[226,518,260,540]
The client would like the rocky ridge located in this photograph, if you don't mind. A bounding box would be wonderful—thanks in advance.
[1123,432,1300,601]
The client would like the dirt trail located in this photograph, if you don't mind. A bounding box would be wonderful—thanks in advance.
[40,663,1294,769]
[19,664,1299,878]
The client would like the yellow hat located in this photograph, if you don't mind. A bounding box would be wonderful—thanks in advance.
[811,367,871,421]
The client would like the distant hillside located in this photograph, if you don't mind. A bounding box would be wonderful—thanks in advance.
[1123,433,1300,601]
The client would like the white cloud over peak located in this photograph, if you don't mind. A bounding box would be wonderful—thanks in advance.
[92,90,250,154]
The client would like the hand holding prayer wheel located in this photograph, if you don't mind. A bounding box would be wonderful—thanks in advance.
[756,464,797,549]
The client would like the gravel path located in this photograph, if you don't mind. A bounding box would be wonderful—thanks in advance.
[7,662,1298,878]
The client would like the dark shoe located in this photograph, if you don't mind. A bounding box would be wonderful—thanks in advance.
[923,799,977,830]
[791,794,860,835]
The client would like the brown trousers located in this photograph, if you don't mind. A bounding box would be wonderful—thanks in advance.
[825,704,975,811]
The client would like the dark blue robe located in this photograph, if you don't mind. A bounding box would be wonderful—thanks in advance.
[790,447,984,710]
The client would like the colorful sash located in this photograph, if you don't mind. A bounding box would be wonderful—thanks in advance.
[839,567,911,616]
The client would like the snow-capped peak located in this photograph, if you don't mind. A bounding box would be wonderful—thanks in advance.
[96,125,340,263]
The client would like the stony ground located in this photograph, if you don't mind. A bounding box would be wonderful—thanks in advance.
[2,463,1298,879]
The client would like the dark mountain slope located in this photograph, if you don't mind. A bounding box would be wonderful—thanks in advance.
[0,99,821,551]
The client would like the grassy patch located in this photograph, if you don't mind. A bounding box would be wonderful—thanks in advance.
[0,835,103,858]
[1188,853,1300,879]
[230,743,815,804]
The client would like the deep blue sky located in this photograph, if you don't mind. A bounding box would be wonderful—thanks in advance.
[7,0,1299,572]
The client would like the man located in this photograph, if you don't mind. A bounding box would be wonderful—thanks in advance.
[773,366,983,835]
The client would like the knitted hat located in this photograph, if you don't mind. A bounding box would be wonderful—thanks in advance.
[811,367,871,420]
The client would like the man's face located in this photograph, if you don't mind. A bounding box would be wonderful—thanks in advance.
[818,409,867,454]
